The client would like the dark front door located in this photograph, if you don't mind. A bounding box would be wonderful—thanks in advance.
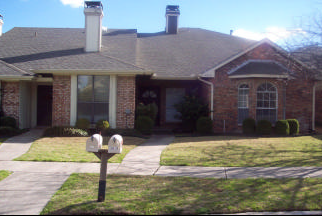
[138,87,160,125]
[37,85,53,126]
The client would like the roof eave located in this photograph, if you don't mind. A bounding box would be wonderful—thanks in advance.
[32,69,154,76]
[228,74,289,79]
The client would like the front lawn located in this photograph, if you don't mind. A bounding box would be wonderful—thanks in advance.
[14,136,146,163]
[161,135,322,167]
[0,170,11,181]
[41,173,322,215]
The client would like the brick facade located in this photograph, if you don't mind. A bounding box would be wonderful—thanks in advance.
[52,75,71,126]
[2,81,20,126]
[211,43,314,133]
[116,76,136,129]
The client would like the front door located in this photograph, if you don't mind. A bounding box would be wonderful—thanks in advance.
[37,85,53,126]
[137,87,160,125]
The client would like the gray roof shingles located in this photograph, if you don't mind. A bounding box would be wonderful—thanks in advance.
[0,27,258,79]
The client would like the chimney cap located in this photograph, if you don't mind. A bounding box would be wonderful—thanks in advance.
[84,1,103,10]
[166,5,180,15]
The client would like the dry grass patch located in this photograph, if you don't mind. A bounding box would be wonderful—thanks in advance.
[15,136,146,163]
[161,135,322,167]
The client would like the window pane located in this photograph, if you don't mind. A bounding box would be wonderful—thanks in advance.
[238,108,249,124]
[77,103,92,122]
[94,76,110,102]
[78,76,93,102]
[93,103,109,122]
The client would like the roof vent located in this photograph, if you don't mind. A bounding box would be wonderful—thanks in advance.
[165,5,180,34]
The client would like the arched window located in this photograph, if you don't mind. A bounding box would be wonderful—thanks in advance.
[238,84,249,124]
[256,82,277,123]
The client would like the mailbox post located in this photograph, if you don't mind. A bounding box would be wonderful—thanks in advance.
[86,134,123,202]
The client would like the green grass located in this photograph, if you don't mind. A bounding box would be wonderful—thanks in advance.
[161,135,322,167]
[14,136,146,163]
[41,173,322,215]
[0,170,11,181]
[0,138,7,146]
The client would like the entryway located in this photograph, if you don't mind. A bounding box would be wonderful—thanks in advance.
[37,85,53,126]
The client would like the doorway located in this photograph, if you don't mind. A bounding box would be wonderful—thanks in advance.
[37,85,53,126]
[137,86,161,125]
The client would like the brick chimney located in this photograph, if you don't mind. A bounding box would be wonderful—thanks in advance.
[165,5,180,34]
[84,1,104,52]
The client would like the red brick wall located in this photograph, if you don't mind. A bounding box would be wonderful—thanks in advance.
[116,76,136,129]
[2,82,20,126]
[316,86,322,125]
[52,75,71,126]
[211,42,313,133]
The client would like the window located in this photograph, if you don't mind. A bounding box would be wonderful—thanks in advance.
[256,82,277,123]
[238,84,249,124]
[77,75,110,123]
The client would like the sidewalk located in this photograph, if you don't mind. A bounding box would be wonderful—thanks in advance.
[1,129,322,215]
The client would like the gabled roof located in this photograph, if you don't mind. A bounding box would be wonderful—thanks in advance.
[0,28,146,76]
[137,28,256,79]
[0,27,304,80]
[228,60,289,79]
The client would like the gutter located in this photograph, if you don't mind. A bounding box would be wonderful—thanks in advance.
[198,77,214,120]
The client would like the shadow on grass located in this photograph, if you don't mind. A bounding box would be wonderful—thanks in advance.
[44,175,322,215]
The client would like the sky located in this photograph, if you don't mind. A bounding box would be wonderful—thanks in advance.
[0,0,321,46]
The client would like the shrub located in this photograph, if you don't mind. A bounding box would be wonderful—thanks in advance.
[275,120,290,135]
[75,118,90,130]
[135,116,154,135]
[0,116,17,128]
[174,93,209,132]
[136,103,158,123]
[287,119,300,135]
[256,120,272,135]
[242,118,256,134]
[44,126,88,137]
[0,126,19,136]
[95,120,110,132]
[196,116,213,134]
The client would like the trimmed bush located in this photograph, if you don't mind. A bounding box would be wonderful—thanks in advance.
[0,116,17,128]
[136,103,158,123]
[96,120,110,132]
[242,118,256,134]
[0,126,19,136]
[196,116,213,134]
[135,116,154,135]
[275,120,290,135]
[75,118,90,130]
[287,119,300,135]
[256,120,272,135]
[44,126,88,137]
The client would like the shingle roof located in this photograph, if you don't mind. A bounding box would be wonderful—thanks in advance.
[0,59,33,78]
[0,27,144,73]
[137,28,256,78]
[0,27,258,79]
[228,60,290,78]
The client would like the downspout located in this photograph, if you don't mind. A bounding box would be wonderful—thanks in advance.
[198,77,214,120]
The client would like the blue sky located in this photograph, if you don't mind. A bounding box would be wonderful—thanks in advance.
[0,0,321,44]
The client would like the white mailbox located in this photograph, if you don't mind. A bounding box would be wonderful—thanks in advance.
[108,134,123,154]
[86,134,103,152]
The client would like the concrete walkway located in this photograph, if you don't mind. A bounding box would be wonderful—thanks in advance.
[1,129,322,215]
